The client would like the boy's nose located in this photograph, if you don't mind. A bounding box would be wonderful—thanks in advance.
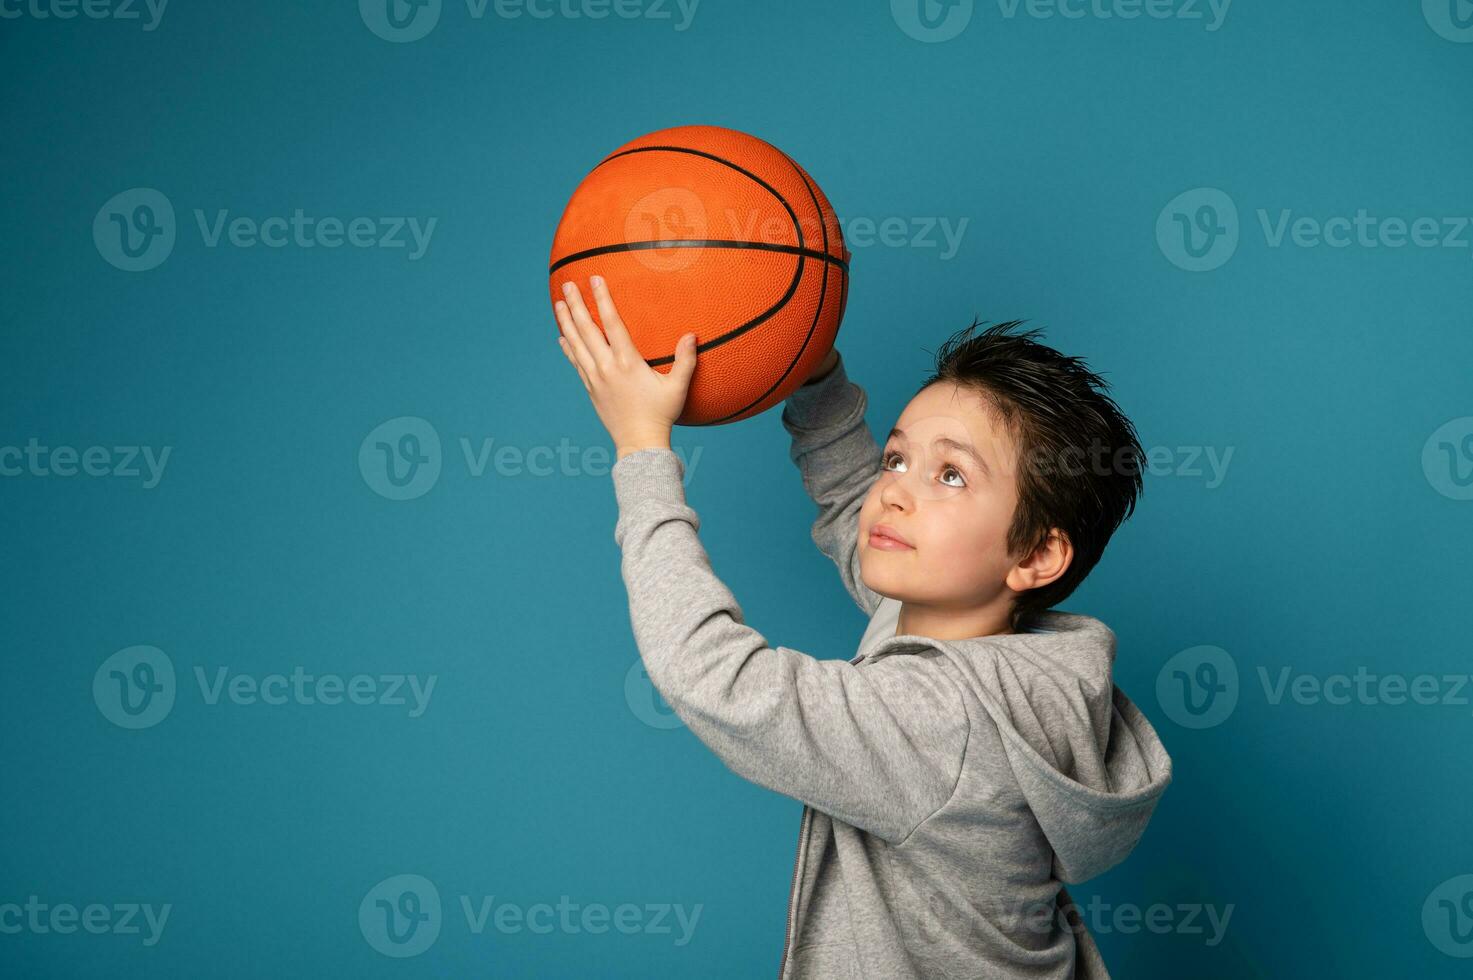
[879,472,915,510]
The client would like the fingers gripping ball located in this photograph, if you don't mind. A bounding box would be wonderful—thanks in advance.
[549,124,851,426]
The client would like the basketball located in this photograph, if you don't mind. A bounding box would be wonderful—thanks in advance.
[548,124,850,426]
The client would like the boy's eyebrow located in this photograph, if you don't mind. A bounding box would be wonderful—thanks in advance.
[887,427,992,478]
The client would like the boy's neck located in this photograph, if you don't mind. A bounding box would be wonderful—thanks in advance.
[895,599,1015,641]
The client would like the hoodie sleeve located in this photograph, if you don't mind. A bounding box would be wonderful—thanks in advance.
[779,351,885,617]
[611,447,969,846]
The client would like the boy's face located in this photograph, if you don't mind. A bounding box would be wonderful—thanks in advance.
[858,381,1023,609]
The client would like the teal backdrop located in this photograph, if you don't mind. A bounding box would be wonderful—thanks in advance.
[3,1,1471,976]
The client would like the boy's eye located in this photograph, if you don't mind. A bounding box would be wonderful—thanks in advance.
[880,450,966,488]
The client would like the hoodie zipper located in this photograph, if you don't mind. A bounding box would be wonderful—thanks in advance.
[777,803,812,979]
[778,653,865,977]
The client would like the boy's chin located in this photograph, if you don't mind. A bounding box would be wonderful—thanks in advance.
[858,566,903,602]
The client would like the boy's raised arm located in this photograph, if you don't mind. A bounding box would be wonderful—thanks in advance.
[780,349,885,617]
[610,447,967,844]
[561,280,965,840]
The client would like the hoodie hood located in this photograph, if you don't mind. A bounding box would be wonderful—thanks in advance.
[854,599,1174,884]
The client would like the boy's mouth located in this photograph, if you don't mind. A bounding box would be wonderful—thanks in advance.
[868,525,914,550]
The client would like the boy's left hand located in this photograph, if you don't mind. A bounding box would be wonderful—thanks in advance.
[554,275,699,459]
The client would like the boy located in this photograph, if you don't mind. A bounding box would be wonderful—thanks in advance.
[554,276,1173,979]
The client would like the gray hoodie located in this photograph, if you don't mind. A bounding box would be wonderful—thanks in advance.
[610,352,1173,979]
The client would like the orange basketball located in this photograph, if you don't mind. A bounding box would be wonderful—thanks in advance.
[549,124,850,426]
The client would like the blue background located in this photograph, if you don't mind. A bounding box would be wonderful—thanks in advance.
[3,0,1472,976]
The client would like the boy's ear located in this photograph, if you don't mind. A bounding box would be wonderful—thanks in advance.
[1005,529,1073,595]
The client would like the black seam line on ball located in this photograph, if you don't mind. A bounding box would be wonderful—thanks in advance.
[644,255,802,369]
[697,154,838,427]
[546,240,847,278]
[562,143,808,380]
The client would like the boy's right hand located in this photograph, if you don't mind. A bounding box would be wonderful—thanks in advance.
[803,348,840,386]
